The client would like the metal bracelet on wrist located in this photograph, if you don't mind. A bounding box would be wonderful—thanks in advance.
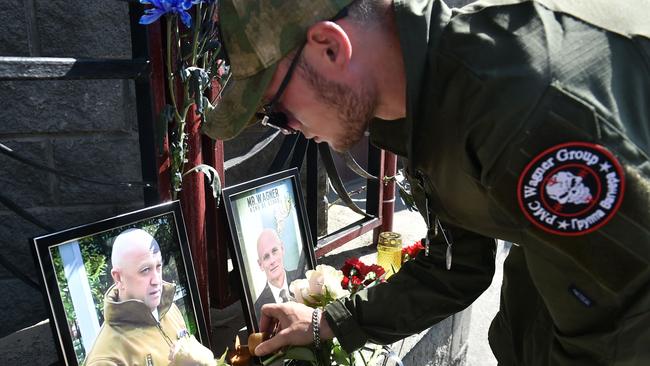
[312,308,322,350]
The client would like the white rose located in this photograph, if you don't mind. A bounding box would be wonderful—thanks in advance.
[291,265,350,305]
[325,275,349,299]
[313,265,349,299]
[306,269,325,295]
[289,278,310,304]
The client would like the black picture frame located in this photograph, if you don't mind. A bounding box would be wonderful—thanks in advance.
[222,168,316,333]
[31,201,209,366]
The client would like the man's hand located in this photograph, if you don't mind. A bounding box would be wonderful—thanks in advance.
[254,302,334,356]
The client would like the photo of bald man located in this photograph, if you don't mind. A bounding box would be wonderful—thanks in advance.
[84,228,201,365]
[253,228,305,322]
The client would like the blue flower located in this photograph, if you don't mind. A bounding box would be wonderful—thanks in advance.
[139,0,195,28]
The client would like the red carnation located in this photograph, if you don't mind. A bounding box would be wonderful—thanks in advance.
[341,276,350,289]
[367,264,385,277]
[410,241,425,258]
[402,241,426,263]
[342,257,366,277]
[351,275,363,287]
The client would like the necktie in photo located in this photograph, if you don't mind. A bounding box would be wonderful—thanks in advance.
[280,289,289,303]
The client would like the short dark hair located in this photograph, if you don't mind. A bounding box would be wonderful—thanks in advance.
[347,0,384,24]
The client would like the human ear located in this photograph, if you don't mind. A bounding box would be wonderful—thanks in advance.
[305,21,352,70]
[111,268,122,287]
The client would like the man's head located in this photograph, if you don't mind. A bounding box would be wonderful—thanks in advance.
[110,228,163,311]
[256,229,286,288]
[205,0,403,152]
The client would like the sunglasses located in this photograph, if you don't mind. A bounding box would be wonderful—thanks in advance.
[255,43,305,135]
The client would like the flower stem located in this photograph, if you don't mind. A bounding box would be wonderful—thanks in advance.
[191,2,202,67]
[166,15,187,198]
[180,2,203,121]
[261,350,285,365]
[166,16,183,124]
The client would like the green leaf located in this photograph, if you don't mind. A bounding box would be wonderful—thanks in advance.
[284,346,317,362]
[156,105,175,156]
[183,163,222,205]
[331,344,351,366]
[215,348,229,366]
[182,66,211,115]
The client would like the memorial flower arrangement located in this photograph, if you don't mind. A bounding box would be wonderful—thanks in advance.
[340,258,386,294]
[248,243,431,366]
[138,0,225,199]
[256,263,391,366]
[401,240,425,264]
[181,244,423,365]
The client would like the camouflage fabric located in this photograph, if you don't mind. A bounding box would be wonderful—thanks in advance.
[203,0,352,140]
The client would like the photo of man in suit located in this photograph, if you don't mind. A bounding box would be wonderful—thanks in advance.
[253,228,303,322]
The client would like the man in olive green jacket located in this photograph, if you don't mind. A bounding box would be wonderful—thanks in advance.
[205,0,650,364]
[84,229,190,365]
[84,282,187,365]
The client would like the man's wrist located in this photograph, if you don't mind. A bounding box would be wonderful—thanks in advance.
[319,309,334,340]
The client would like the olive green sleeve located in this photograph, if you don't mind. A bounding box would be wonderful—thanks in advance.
[324,224,496,353]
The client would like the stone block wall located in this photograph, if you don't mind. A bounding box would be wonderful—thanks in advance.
[0,1,143,337]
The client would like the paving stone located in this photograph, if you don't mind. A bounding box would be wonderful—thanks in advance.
[397,317,455,366]
[451,308,473,361]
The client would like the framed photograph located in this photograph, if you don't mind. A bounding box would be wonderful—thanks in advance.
[31,201,209,366]
[223,168,316,333]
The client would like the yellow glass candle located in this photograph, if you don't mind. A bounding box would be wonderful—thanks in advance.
[376,231,403,279]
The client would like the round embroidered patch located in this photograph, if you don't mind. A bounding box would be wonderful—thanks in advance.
[517,142,625,236]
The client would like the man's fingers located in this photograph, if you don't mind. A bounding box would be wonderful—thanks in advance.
[261,302,285,317]
[254,327,291,356]
[259,303,284,332]
[258,306,274,334]
[255,302,315,356]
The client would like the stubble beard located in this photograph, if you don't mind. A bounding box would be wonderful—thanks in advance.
[299,59,376,152]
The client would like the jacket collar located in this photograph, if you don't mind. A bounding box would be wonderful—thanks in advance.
[103,282,176,326]
[369,0,451,158]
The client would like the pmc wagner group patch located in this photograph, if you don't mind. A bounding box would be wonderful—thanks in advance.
[517,142,625,236]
